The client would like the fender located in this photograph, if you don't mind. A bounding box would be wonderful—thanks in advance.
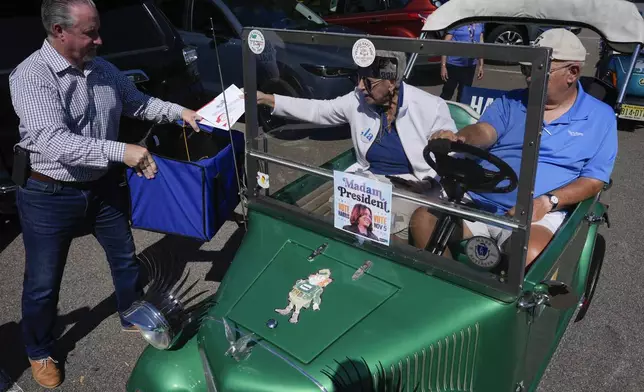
[572,202,608,322]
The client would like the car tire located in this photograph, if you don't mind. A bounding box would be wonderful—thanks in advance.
[574,233,605,322]
[485,25,528,65]
[486,25,527,46]
[257,78,300,135]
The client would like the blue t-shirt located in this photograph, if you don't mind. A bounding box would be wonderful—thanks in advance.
[468,81,618,215]
[446,23,485,68]
[366,84,412,175]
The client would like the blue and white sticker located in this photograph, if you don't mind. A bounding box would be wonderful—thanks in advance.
[465,236,501,269]
[248,29,266,55]
[360,128,375,143]
[352,38,376,68]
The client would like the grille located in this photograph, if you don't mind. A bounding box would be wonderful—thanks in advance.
[378,323,481,392]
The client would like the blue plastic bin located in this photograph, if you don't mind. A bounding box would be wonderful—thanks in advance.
[126,121,244,241]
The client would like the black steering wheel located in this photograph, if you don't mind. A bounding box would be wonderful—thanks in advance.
[423,139,518,202]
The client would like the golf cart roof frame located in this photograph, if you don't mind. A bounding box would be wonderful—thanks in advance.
[414,0,644,111]
[241,28,551,302]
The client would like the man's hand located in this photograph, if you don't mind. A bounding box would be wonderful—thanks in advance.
[477,66,484,80]
[430,129,466,143]
[181,109,203,132]
[124,144,157,179]
[506,195,552,222]
[257,91,275,108]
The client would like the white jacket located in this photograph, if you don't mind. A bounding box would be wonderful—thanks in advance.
[272,82,457,181]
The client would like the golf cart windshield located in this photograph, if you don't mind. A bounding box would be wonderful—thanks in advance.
[240,26,552,300]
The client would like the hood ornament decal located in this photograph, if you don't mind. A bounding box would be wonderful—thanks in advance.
[223,318,256,361]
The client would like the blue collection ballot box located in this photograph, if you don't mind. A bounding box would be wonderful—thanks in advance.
[126,121,244,242]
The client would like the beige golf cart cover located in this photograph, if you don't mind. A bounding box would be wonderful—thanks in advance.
[421,0,644,53]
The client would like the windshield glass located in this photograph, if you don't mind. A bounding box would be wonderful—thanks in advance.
[223,0,326,29]
[235,24,562,295]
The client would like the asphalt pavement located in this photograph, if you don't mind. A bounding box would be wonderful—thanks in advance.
[2,29,644,392]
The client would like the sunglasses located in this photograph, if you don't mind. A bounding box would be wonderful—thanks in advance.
[360,76,383,94]
[520,63,574,77]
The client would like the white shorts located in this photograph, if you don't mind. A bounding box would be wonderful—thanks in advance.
[461,193,567,247]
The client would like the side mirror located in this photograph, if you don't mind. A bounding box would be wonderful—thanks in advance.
[518,280,579,321]
[535,280,579,309]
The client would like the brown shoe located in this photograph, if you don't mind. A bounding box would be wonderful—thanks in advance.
[29,357,62,389]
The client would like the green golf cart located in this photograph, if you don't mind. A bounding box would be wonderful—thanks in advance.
[123,0,641,391]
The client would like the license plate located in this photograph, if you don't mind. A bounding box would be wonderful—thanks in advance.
[619,104,644,121]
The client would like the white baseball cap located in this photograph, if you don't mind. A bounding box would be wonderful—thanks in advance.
[520,28,587,65]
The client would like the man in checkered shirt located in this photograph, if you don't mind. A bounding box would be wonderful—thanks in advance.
[8,0,203,388]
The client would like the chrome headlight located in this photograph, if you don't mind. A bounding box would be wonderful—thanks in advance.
[123,253,215,350]
[122,301,173,350]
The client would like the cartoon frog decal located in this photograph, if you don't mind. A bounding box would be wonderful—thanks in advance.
[275,269,333,324]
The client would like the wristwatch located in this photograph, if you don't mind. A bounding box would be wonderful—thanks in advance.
[545,193,559,210]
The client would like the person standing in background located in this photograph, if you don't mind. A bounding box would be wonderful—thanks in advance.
[440,23,485,102]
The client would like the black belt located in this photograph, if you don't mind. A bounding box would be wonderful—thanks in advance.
[30,171,98,190]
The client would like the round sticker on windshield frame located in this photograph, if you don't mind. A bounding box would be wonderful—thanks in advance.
[465,236,501,270]
[248,29,266,55]
[352,38,376,68]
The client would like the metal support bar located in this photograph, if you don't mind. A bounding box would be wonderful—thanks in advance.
[248,149,520,230]
[617,44,641,106]
[403,31,428,80]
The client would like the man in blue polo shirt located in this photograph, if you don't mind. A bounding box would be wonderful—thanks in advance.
[410,28,618,266]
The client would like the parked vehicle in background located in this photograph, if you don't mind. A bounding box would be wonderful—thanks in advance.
[0,0,205,215]
[299,0,580,67]
[307,0,438,37]
[154,0,362,132]
[595,10,644,130]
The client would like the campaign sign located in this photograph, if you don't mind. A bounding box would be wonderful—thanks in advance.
[460,85,505,115]
[333,170,392,246]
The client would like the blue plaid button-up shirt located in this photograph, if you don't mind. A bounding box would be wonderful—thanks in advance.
[9,39,185,182]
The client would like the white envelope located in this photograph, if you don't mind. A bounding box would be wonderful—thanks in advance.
[197,84,245,131]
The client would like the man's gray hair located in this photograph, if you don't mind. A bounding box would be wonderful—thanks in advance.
[41,0,97,36]
[375,50,407,86]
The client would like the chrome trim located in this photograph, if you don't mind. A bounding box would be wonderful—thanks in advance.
[406,357,411,392]
[198,342,219,392]
[414,353,419,392]
[437,340,442,392]
[422,348,427,392]
[464,327,471,391]
[429,345,434,392]
[248,150,520,230]
[451,333,457,391]
[457,330,465,391]
[401,325,482,392]
[470,324,480,392]
[207,318,328,391]
[399,360,404,392]
[443,337,449,391]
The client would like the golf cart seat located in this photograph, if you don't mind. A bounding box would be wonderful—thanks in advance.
[446,101,480,130]
[580,76,618,108]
